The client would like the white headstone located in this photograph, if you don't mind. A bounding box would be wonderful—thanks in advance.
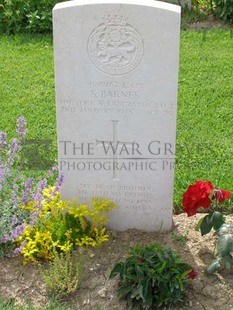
[53,0,181,231]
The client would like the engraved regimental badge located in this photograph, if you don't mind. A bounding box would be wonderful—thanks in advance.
[88,15,144,75]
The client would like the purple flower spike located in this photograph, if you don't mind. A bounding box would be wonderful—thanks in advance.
[55,173,64,190]
[22,178,34,205]
[12,223,25,240]
[0,166,5,189]
[13,247,22,255]
[16,116,27,139]
[39,179,47,191]
[11,215,18,226]
[57,173,64,188]
[50,173,64,198]
[12,183,18,207]
[10,138,19,152]
[32,179,47,207]
[0,132,7,149]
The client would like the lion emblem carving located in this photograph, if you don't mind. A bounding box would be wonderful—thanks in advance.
[88,15,144,75]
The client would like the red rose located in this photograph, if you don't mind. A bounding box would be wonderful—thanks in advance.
[213,189,230,203]
[183,181,213,216]
[187,269,198,279]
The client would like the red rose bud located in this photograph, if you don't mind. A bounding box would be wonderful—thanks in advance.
[213,189,230,203]
[187,269,198,279]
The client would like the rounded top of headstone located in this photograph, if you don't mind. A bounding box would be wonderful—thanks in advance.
[53,0,181,14]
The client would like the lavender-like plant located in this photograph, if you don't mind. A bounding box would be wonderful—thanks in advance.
[0,117,63,255]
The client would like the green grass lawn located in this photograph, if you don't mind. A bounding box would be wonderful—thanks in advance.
[176,29,233,209]
[0,30,232,211]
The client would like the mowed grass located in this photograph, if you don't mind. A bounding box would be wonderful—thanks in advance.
[0,35,56,155]
[0,30,232,211]
[176,29,233,209]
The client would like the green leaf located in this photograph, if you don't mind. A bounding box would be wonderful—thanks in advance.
[142,278,153,307]
[195,217,203,231]
[199,214,214,236]
[217,234,233,256]
[138,284,144,301]
[135,264,144,278]
[212,211,225,231]
[127,294,133,309]
[118,285,133,299]
[109,262,123,278]
[205,259,221,275]
[158,261,166,273]
[130,287,140,299]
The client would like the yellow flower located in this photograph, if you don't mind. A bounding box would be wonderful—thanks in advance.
[17,191,117,263]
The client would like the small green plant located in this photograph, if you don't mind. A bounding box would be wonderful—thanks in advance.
[110,243,197,310]
[41,250,81,298]
[170,231,189,246]
[214,0,233,23]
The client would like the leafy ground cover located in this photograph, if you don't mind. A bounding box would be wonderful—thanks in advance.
[0,29,232,210]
